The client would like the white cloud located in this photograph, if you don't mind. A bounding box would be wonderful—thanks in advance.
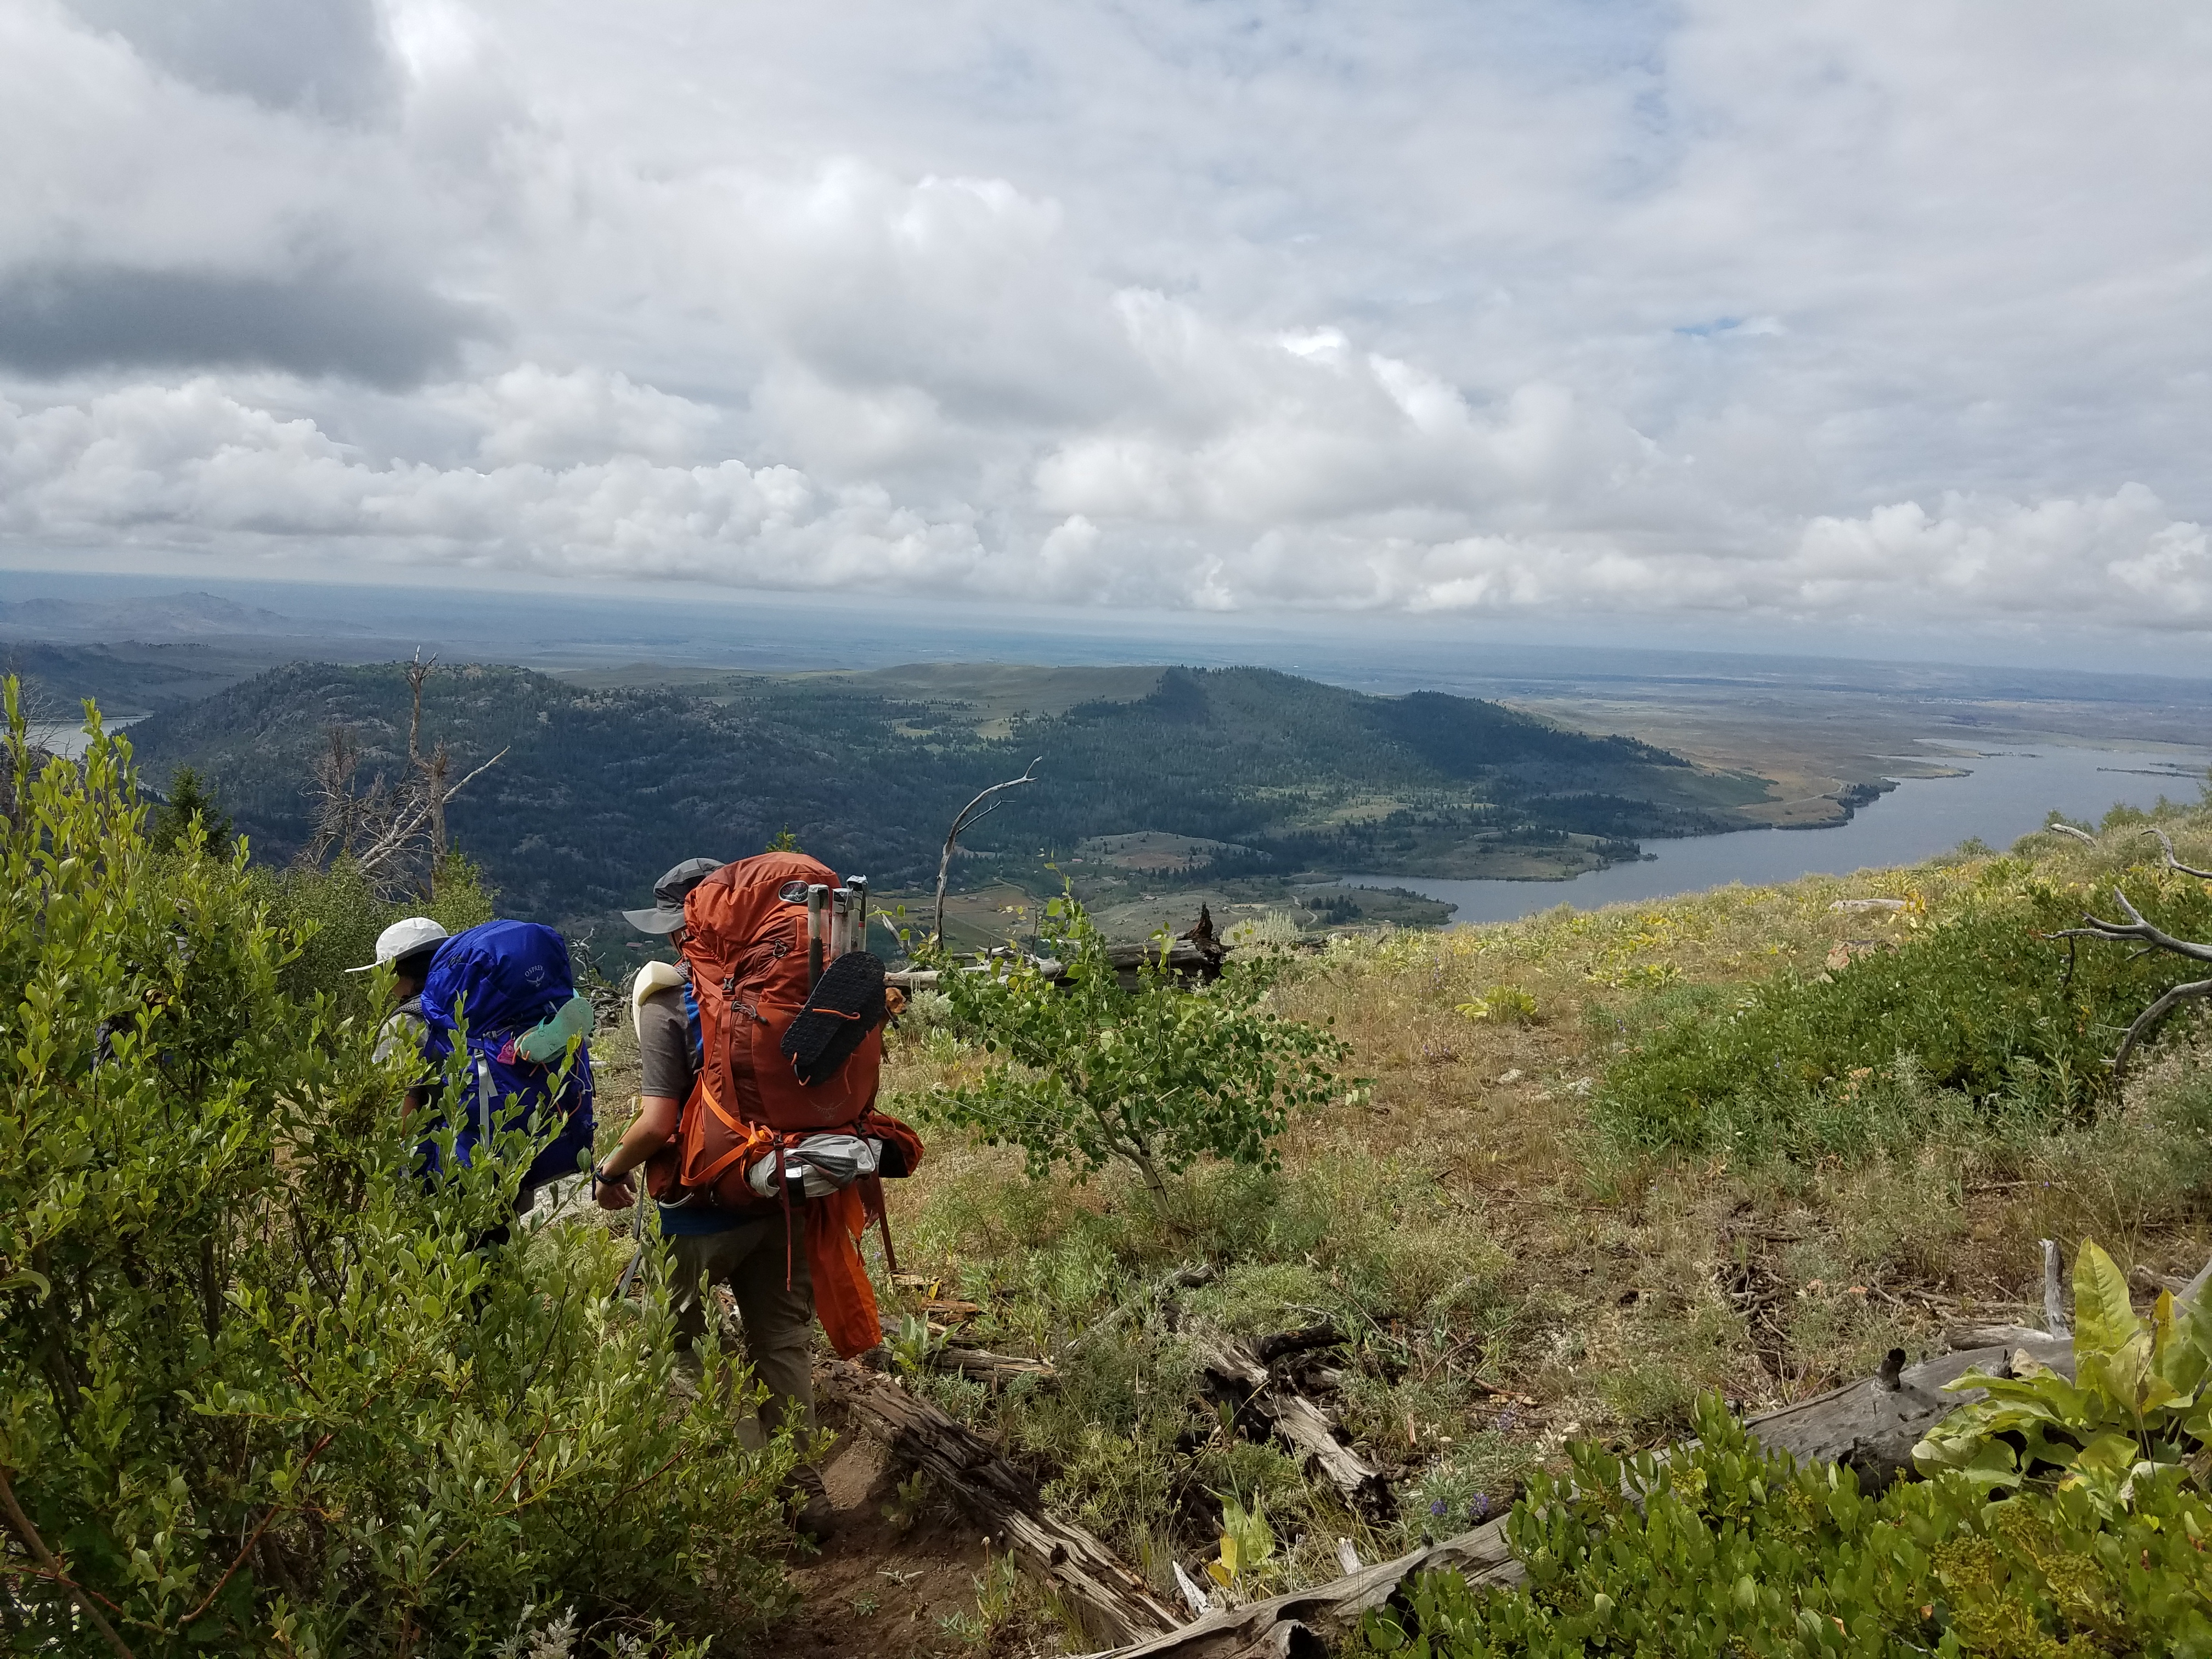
[2,0,2210,655]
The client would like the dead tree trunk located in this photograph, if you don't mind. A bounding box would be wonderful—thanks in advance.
[1184,1330,1389,1513]
[820,1358,1181,1645]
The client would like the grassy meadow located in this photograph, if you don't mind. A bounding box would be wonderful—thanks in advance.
[853,800,2212,1633]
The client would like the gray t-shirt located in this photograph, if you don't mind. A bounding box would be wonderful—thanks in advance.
[637,984,697,1102]
[637,978,742,1236]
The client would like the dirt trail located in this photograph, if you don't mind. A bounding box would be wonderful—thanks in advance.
[771,1397,999,1659]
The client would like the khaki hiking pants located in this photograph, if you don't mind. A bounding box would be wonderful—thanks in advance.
[668,1211,815,1454]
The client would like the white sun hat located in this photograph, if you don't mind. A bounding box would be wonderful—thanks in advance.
[344,916,450,974]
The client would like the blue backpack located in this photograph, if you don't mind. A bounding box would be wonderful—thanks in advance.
[416,920,596,1191]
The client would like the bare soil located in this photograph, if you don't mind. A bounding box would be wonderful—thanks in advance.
[768,1390,997,1659]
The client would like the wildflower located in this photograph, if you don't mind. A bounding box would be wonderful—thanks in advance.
[1474,1494,1491,1519]
[1429,1498,1448,1517]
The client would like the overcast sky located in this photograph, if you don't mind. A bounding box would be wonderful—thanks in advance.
[2,0,2209,661]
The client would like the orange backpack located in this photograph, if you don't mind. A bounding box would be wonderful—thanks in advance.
[644,852,920,1357]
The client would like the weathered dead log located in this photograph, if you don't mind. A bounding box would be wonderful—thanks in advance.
[1252,1325,1346,1367]
[1088,1520,1522,1659]
[1726,1338,2074,1493]
[820,1357,1181,1645]
[1943,1321,2059,1351]
[2180,1251,2212,1308]
[1185,1330,1389,1512]
[877,1312,1056,1380]
[1095,1337,2082,1658]
[1105,938,1228,989]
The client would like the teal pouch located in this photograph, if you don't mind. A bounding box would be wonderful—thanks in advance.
[512,993,596,1064]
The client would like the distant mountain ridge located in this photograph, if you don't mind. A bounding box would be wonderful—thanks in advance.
[0,590,368,641]
[126,659,1764,941]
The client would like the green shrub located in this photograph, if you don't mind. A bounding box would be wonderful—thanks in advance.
[926,894,1356,1192]
[0,692,792,1655]
[1356,1397,2212,1658]
[1594,878,2212,1158]
[261,851,498,1017]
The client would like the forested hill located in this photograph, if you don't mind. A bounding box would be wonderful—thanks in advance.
[126,661,1762,940]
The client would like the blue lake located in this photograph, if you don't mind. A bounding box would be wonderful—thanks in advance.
[1335,743,2211,925]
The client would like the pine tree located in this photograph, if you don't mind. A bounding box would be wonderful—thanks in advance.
[150,765,233,855]
[765,824,802,852]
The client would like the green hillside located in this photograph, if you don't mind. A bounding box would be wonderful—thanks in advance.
[126,660,1764,941]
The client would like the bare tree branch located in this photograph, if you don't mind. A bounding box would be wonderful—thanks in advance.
[2051,884,2212,1078]
[354,747,504,878]
[2142,826,2212,881]
[934,757,1041,949]
[2045,820,2098,846]
[298,655,504,894]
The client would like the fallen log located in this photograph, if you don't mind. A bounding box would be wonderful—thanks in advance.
[1104,938,1226,989]
[820,1358,1182,1645]
[1088,1520,1522,1659]
[1737,1337,2074,1493]
[1185,1330,1390,1513]
[1092,1337,2079,1657]
[878,1312,1056,1381]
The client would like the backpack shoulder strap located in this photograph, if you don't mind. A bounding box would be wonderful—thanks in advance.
[681,981,703,1074]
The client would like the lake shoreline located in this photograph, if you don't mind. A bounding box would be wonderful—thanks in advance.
[1332,742,2211,926]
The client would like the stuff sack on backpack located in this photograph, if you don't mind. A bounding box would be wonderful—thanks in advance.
[417,918,597,1192]
[646,852,885,1207]
[781,949,888,1086]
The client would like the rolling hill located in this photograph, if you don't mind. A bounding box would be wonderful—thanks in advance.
[125,660,1768,944]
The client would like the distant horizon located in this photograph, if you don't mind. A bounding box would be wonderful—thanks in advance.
[9,563,2212,688]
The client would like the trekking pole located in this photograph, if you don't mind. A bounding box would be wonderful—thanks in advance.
[614,1193,647,1298]
[806,884,827,989]
[850,877,869,953]
[831,887,852,961]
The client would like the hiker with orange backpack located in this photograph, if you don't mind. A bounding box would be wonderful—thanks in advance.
[592,854,922,1545]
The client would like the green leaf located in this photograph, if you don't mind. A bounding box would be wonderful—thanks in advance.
[2073,1239,2140,1364]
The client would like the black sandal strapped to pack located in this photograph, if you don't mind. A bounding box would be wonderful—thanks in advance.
[780,950,888,1086]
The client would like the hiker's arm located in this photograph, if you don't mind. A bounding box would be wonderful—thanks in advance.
[593,1094,680,1208]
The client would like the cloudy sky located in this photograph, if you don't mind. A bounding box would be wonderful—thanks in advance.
[3,0,2209,659]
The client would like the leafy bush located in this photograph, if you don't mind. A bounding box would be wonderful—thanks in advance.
[1915,1239,2211,1501]
[1594,877,2212,1158]
[925,894,1355,1192]
[260,851,498,1015]
[1457,985,1539,1025]
[1356,1397,2212,1658]
[0,692,792,1655]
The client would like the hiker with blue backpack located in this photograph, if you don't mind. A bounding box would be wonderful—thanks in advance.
[353,916,450,1120]
[357,916,599,1246]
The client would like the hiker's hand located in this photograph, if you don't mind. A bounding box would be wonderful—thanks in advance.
[594,1165,635,1209]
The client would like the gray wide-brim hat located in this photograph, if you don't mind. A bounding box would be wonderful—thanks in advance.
[623,855,723,934]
